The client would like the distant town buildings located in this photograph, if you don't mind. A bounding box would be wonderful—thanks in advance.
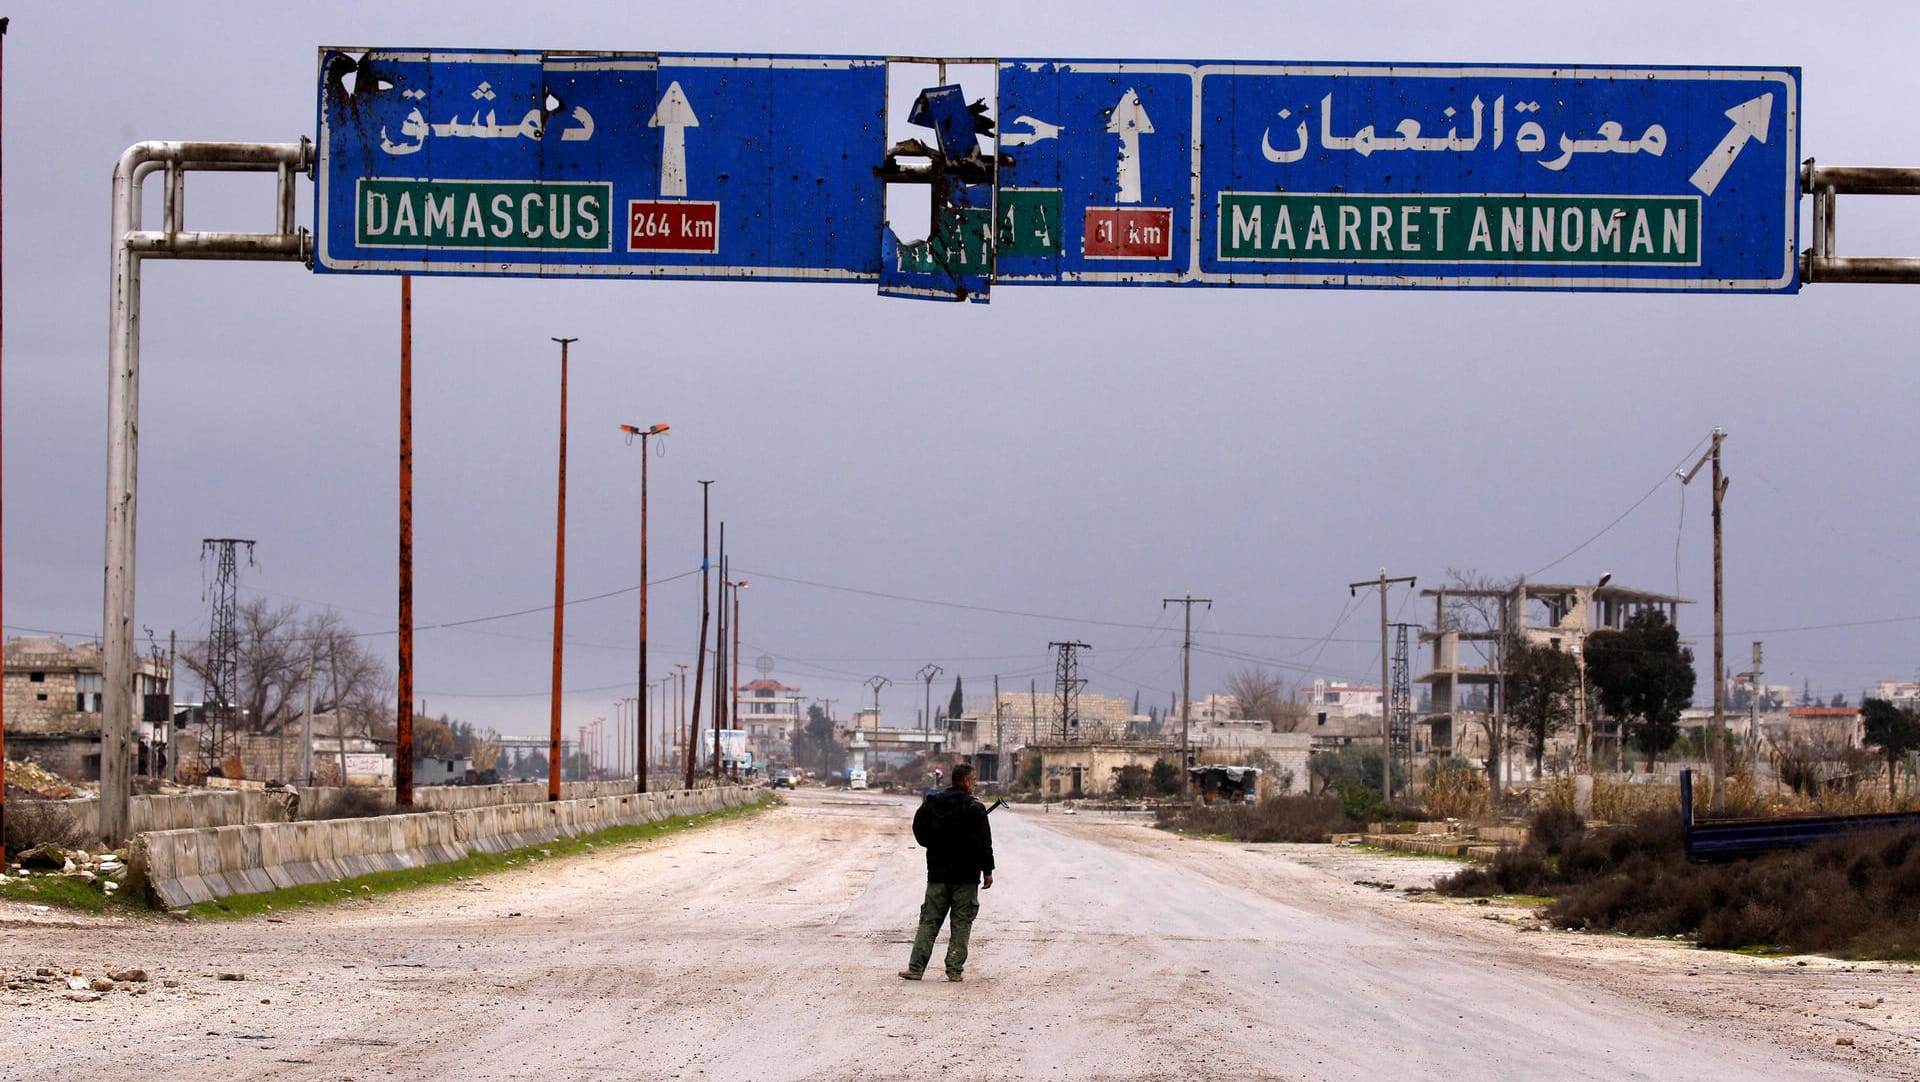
[1873,680,1920,710]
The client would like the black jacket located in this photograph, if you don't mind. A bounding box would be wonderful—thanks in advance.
[912,786,995,885]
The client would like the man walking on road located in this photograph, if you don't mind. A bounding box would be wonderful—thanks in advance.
[900,762,995,982]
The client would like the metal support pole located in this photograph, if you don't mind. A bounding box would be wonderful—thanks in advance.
[547,337,575,802]
[100,139,311,845]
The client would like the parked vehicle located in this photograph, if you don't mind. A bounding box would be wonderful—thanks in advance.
[847,768,868,790]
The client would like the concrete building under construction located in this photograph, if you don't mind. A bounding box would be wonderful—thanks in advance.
[1418,581,1690,764]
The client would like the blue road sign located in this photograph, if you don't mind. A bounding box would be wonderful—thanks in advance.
[316,50,1799,294]
[315,49,886,281]
[995,59,1798,292]
[996,62,1198,284]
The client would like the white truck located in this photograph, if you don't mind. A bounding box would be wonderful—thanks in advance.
[847,768,868,790]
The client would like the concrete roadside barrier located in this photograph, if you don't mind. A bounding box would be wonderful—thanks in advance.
[130,785,759,909]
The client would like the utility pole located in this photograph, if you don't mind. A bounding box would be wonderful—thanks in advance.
[993,674,1005,786]
[301,649,314,787]
[1350,571,1416,802]
[397,275,415,807]
[687,480,712,790]
[1749,640,1764,776]
[1163,595,1211,799]
[547,336,576,803]
[1680,429,1729,812]
[917,664,943,740]
[815,696,836,776]
[865,675,890,728]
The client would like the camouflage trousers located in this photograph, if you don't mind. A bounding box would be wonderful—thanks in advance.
[906,882,980,977]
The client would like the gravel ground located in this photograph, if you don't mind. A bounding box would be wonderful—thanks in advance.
[1,791,1912,1081]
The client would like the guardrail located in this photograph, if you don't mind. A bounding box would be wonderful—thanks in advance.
[1680,768,1920,861]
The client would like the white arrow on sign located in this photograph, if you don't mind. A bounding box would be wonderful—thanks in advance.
[1106,88,1153,204]
[1688,93,1772,197]
[649,81,700,198]
[1001,115,1062,147]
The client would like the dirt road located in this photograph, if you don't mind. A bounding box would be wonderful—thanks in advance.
[3,790,1914,1080]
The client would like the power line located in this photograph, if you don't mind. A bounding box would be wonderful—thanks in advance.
[738,567,1368,643]
[1531,433,1712,578]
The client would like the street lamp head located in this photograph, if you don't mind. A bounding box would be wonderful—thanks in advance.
[1595,572,1613,590]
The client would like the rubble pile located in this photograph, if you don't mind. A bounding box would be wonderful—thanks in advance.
[4,757,82,799]
[1,843,131,896]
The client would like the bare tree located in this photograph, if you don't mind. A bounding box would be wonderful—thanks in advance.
[1442,568,1520,789]
[1223,667,1286,724]
[182,599,393,735]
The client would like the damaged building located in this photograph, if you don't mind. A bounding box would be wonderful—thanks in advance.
[1418,581,1690,769]
[3,635,175,781]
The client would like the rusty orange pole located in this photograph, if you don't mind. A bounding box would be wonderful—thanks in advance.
[395,275,415,807]
[548,337,576,802]
[0,17,9,846]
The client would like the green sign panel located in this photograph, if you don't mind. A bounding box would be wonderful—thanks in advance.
[997,189,1065,257]
[1216,193,1701,265]
[356,179,614,251]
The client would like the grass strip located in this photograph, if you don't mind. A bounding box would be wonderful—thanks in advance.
[0,871,147,914]
[188,795,774,920]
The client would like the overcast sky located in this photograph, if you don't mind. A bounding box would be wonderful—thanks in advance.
[5,1,1919,744]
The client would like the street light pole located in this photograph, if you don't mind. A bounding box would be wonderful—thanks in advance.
[687,481,713,790]
[730,578,749,778]
[547,336,576,803]
[621,422,669,792]
[674,662,689,776]
[918,664,944,740]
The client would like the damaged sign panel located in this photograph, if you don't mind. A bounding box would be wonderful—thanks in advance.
[316,50,1799,294]
[315,49,886,280]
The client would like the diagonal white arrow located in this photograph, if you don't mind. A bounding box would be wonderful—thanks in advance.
[649,81,700,198]
[1106,88,1153,204]
[1689,93,1772,197]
